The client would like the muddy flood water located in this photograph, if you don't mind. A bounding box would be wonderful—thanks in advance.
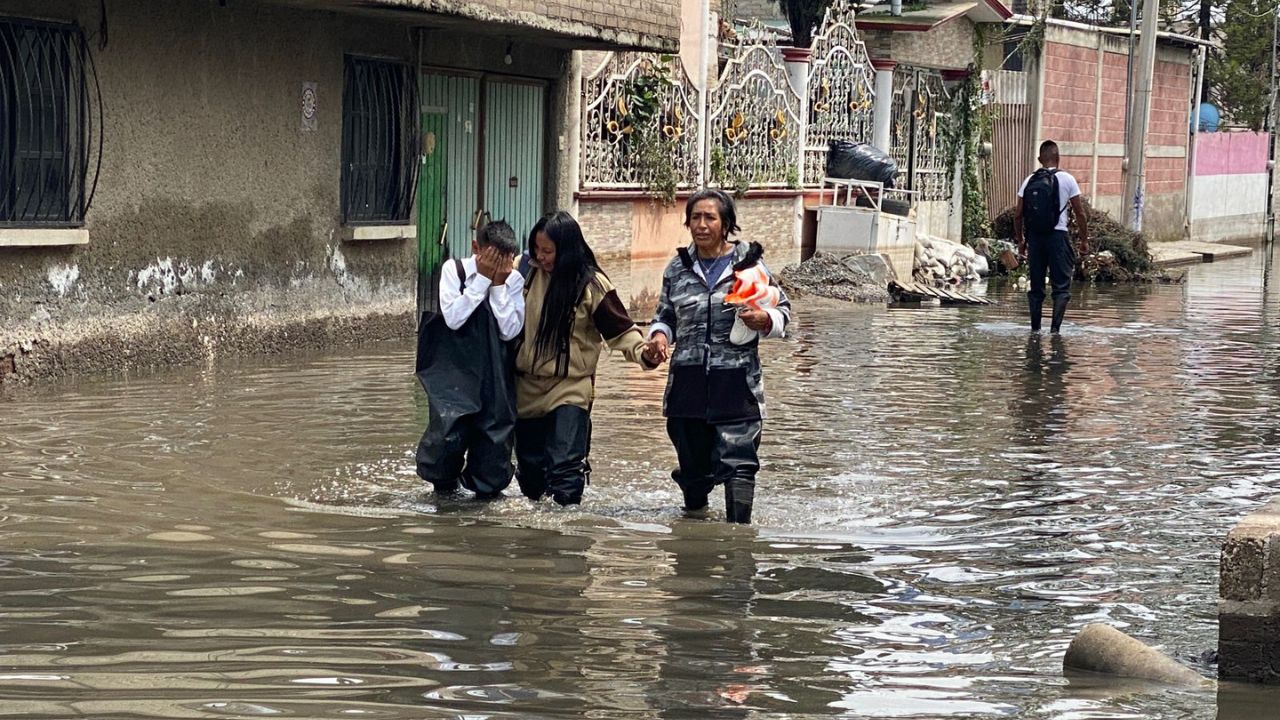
[8,246,1280,719]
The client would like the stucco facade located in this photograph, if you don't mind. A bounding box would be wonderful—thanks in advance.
[0,0,679,383]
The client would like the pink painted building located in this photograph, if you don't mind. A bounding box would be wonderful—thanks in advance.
[1189,131,1271,243]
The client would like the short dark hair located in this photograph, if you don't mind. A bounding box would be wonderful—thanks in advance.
[478,220,518,255]
[684,188,741,236]
[1039,140,1060,161]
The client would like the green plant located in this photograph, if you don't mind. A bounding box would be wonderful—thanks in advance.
[785,166,800,190]
[619,56,684,204]
[710,145,727,187]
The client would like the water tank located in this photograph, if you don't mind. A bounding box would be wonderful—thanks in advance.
[1197,103,1220,133]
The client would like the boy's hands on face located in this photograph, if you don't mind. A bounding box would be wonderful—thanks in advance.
[475,247,499,281]
[492,252,515,285]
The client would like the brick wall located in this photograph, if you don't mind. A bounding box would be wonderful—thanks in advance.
[1098,52,1126,146]
[579,201,634,260]
[892,19,976,70]
[1042,42,1097,147]
[1041,38,1191,229]
[1150,60,1190,148]
[369,0,681,49]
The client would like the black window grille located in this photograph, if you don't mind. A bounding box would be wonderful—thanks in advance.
[1002,37,1025,72]
[0,17,100,227]
[341,56,419,225]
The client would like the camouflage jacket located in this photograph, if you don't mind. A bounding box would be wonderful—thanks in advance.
[649,241,791,422]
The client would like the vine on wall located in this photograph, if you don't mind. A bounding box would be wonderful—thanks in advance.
[621,57,684,204]
[944,17,1047,245]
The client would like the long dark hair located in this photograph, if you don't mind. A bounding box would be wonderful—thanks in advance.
[530,211,602,376]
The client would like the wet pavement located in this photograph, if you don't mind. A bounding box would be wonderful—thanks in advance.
[5,246,1280,718]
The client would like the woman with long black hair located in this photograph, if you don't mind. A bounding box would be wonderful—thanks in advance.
[514,210,654,506]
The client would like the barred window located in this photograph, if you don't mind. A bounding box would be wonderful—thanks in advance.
[0,17,97,226]
[341,56,419,225]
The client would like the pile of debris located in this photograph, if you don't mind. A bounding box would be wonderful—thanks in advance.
[991,201,1160,282]
[778,252,892,303]
[913,236,988,285]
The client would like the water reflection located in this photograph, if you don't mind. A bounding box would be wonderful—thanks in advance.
[1014,334,1073,447]
[7,246,1280,717]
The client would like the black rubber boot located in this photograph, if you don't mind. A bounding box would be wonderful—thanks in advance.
[1028,296,1043,333]
[1050,296,1069,333]
[682,488,709,512]
[723,481,753,525]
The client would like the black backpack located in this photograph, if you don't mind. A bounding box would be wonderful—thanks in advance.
[1022,168,1063,234]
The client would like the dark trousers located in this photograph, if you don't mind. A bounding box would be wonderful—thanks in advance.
[515,405,591,506]
[1027,230,1074,329]
[416,412,514,497]
[667,417,762,524]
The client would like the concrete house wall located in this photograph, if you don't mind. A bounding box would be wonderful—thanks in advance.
[0,0,679,384]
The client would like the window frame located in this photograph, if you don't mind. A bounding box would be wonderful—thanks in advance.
[0,15,96,229]
[340,54,420,227]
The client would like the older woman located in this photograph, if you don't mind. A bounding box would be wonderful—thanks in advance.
[643,189,791,524]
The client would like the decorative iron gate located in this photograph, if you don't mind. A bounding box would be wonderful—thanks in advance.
[891,66,952,202]
[804,0,877,185]
[580,52,702,190]
[707,27,803,189]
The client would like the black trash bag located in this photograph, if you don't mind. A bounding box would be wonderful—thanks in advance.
[825,140,897,187]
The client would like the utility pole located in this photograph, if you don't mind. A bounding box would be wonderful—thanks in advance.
[1122,0,1161,232]
[1265,3,1279,246]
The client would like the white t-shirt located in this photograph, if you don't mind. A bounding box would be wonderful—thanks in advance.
[1017,168,1081,233]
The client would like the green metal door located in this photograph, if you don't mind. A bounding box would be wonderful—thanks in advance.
[417,109,447,316]
[484,81,545,246]
[422,73,481,260]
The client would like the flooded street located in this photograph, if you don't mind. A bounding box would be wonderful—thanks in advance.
[7,246,1280,719]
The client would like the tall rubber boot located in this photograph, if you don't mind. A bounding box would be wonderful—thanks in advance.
[1028,296,1043,333]
[723,481,753,525]
[1050,296,1069,334]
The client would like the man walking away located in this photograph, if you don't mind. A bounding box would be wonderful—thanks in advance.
[1014,140,1090,333]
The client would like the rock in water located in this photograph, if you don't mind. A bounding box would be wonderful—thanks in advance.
[1063,624,1208,687]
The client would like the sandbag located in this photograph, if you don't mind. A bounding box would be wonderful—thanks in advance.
[825,141,898,187]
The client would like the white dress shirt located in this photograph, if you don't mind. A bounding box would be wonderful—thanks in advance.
[439,256,525,342]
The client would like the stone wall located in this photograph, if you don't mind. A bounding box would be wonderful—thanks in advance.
[1220,497,1280,683]
[888,19,976,70]
[727,0,784,22]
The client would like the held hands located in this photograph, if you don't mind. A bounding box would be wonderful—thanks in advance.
[643,332,670,366]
